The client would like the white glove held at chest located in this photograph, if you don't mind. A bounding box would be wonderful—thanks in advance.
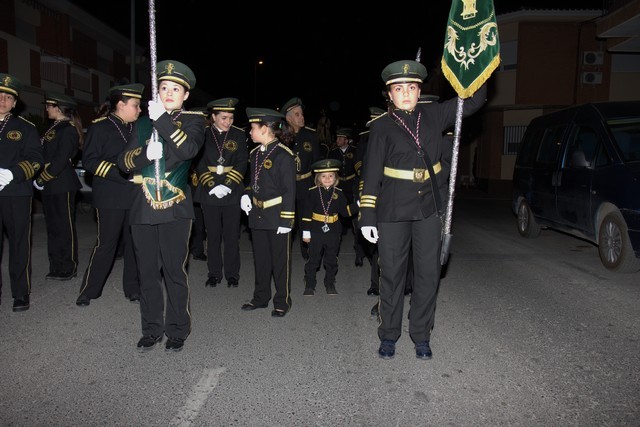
[33,180,44,191]
[0,168,13,186]
[240,194,252,214]
[146,138,163,161]
[210,185,232,198]
[276,227,292,234]
[147,100,166,121]
[361,226,379,244]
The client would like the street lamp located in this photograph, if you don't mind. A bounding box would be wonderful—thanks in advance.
[253,60,264,106]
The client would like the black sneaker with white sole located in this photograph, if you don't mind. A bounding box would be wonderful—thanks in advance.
[137,335,162,352]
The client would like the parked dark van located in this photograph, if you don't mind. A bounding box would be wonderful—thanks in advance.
[512,101,640,272]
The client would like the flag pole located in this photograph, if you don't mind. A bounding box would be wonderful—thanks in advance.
[148,0,162,201]
[439,0,500,265]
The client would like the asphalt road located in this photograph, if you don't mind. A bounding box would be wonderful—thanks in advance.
[1,189,638,426]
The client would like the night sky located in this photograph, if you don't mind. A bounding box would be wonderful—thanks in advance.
[70,0,608,127]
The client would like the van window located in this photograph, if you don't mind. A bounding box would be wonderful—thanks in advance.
[608,119,640,162]
[536,125,566,166]
[564,126,599,168]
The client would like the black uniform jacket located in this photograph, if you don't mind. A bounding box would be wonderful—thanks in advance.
[292,127,321,194]
[82,113,137,209]
[244,140,296,230]
[117,110,205,225]
[0,114,43,197]
[328,144,358,191]
[359,85,486,227]
[196,124,248,207]
[301,185,356,235]
[37,120,81,195]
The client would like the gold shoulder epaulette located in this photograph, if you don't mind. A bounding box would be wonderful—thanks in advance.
[231,124,245,131]
[309,185,318,191]
[183,110,205,116]
[305,126,316,132]
[92,116,107,124]
[17,116,36,127]
[250,145,261,154]
[335,187,343,192]
[278,143,295,156]
[359,130,369,136]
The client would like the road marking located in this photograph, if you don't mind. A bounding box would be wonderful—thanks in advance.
[170,367,226,426]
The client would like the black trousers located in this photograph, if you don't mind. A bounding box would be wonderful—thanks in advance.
[78,208,139,300]
[362,239,380,290]
[202,204,241,281]
[42,191,78,274]
[304,231,341,289]
[0,196,32,299]
[189,203,206,256]
[377,216,442,344]
[249,229,292,311]
[131,218,192,340]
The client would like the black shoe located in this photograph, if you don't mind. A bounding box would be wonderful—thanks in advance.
[367,287,379,296]
[355,256,364,267]
[326,286,338,295]
[165,337,185,352]
[45,271,61,280]
[227,278,239,288]
[76,296,90,307]
[48,271,77,281]
[415,341,433,360]
[128,294,140,303]
[192,253,207,261]
[137,335,162,352]
[271,309,287,317]
[205,277,221,287]
[12,296,30,312]
[378,339,395,359]
[370,302,379,316]
[241,302,267,311]
[303,288,315,296]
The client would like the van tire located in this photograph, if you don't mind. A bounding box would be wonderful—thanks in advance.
[517,200,541,238]
[598,212,640,272]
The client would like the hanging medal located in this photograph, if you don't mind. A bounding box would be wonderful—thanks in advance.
[252,142,278,194]
[318,186,335,233]
[211,127,228,175]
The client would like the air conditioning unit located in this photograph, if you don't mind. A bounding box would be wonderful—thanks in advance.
[583,51,604,65]
[582,72,603,84]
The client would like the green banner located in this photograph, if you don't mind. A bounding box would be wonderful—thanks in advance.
[441,0,500,98]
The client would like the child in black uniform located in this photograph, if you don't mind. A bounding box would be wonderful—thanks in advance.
[301,158,357,295]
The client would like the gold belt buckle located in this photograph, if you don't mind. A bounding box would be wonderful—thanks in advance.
[413,168,426,183]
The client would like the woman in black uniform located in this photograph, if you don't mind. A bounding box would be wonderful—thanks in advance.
[117,60,205,353]
[240,107,296,317]
[76,83,144,306]
[35,92,83,281]
[360,60,486,360]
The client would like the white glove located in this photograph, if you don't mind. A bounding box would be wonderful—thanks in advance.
[361,226,379,244]
[217,185,232,198]
[0,185,4,191]
[146,138,163,161]
[0,168,13,186]
[147,100,166,121]
[276,227,292,234]
[209,186,223,197]
[240,194,252,214]
[33,180,44,191]
[356,200,360,207]
[302,230,311,239]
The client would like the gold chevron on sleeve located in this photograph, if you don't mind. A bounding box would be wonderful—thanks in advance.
[96,160,115,178]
